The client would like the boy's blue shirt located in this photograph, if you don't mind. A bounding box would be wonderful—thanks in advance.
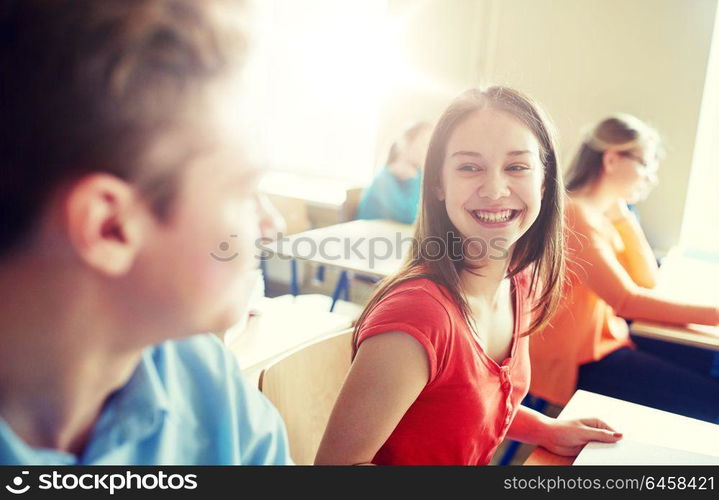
[357,166,421,224]
[0,335,292,465]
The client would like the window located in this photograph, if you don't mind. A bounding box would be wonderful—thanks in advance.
[244,0,389,185]
[681,6,719,255]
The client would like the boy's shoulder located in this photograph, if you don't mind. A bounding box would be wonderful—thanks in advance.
[151,333,227,367]
[146,334,255,405]
[141,334,291,465]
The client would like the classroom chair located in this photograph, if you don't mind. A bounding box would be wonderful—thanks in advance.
[259,329,353,465]
[263,194,311,297]
[341,187,363,222]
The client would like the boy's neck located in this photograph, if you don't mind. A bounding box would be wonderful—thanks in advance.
[0,259,143,456]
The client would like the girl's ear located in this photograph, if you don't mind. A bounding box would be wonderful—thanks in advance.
[602,150,618,174]
[435,184,445,201]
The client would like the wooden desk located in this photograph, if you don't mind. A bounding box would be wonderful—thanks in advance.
[525,390,719,465]
[631,250,719,351]
[262,219,414,278]
[225,297,353,387]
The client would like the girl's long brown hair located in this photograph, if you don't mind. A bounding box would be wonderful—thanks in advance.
[352,87,565,355]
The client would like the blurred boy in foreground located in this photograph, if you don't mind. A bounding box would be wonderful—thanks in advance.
[0,0,291,464]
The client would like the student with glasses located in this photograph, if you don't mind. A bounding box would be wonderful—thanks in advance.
[529,114,719,423]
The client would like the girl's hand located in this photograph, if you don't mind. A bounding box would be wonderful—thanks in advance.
[540,418,623,457]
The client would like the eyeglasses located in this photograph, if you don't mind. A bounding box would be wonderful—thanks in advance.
[618,150,658,172]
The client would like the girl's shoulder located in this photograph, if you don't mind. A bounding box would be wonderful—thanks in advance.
[364,274,457,331]
[565,198,618,255]
[382,276,454,312]
[357,275,458,385]
[565,196,592,223]
[385,274,448,297]
[565,196,609,232]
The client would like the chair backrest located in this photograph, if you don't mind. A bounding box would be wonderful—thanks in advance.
[265,193,311,235]
[341,187,364,222]
[258,329,353,465]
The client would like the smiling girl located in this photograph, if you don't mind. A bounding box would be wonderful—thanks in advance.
[314,87,621,466]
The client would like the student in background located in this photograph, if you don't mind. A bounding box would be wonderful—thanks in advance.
[315,87,622,466]
[0,0,291,464]
[530,114,719,423]
[357,122,432,224]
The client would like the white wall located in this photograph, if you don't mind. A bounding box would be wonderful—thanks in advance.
[375,0,483,168]
[246,0,387,184]
[379,0,718,253]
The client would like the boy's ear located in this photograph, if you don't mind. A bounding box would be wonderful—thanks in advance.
[64,173,150,276]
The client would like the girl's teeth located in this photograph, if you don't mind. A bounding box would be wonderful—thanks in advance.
[474,210,514,222]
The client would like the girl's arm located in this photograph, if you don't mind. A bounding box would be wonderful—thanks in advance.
[572,209,719,326]
[507,406,622,457]
[608,200,659,288]
[314,331,429,465]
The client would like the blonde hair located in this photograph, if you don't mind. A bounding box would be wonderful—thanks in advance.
[566,113,661,192]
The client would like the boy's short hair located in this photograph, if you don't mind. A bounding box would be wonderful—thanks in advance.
[0,0,247,258]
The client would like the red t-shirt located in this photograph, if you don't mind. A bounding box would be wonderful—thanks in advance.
[357,271,532,465]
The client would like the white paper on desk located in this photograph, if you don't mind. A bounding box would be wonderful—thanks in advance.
[574,440,719,465]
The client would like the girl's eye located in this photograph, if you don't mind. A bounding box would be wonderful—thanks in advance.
[458,164,481,172]
[506,164,530,172]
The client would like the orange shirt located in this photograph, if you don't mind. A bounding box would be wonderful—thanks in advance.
[529,198,719,405]
[357,270,533,465]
